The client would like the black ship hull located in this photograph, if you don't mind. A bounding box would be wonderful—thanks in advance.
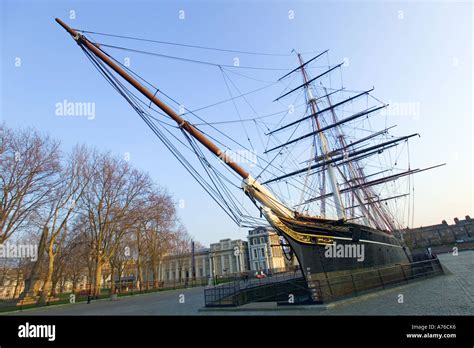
[265,212,412,299]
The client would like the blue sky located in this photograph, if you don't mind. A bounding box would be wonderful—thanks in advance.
[1,0,472,246]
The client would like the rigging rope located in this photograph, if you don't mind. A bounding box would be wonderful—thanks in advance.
[81,35,347,198]
[80,43,265,226]
[91,43,293,71]
[75,33,418,226]
[75,28,320,57]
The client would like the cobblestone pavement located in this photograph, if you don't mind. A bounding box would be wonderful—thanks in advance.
[7,250,473,316]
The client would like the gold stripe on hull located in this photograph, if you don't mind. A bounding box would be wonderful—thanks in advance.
[272,217,340,246]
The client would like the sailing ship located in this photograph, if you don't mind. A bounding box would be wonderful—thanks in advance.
[56,19,444,298]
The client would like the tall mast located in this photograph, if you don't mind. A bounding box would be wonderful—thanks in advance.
[55,18,294,220]
[55,18,248,180]
[297,53,346,220]
[323,86,371,226]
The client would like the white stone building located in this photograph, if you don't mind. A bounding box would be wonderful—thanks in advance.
[208,238,249,278]
[247,226,288,274]
[158,238,250,285]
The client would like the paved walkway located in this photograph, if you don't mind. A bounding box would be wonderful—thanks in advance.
[326,250,474,315]
[206,250,474,316]
[319,250,473,316]
[8,287,205,315]
[7,250,473,316]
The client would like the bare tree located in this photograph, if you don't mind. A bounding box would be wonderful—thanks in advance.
[80,152,152,296]
[143,190,177,288]
[39,146,93,301]
[170,226,193,283]
[109,231,134,294]
[1,124,197,300]
[59,228,89,293]
[21,146,93,300]
[0,125,60,243]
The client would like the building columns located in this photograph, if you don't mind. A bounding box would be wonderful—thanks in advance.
[209,254,213,278]
[264,245,270,273]
[220,254,225,274]
[208,254,214,286]
[229,254,234,274]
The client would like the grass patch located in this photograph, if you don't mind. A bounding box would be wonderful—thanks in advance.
[0,283,206,313]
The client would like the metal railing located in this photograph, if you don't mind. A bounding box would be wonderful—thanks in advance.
[204,282,242,307]
[204,258,445,307]
[314,258,444,302]
[204,269,305,307]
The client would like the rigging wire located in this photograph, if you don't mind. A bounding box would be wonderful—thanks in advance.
[219,66,255,152]
[95,39,283,122]
[91,37,328,196]
[89,38,316,190]
[183,81,279,116]
[75,28,319,57]
[92,43,294,71]
[76,33,419,226]
[79,43,262,226]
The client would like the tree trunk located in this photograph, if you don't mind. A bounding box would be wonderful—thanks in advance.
[94,257,103,298]
[40,246,55,302]
[118,268,122,292]
[59,276,65,294]
[13,267,22,298]
[51,277,59,297]
[51,267,63,297]
[0,264,7,287]
[87,260,93,293]
[145,265,149,291]
[136,257,142,291]
[152,262,159,288]
[110,266,116,295]
[21,226,49,298]
[72,274,77,293]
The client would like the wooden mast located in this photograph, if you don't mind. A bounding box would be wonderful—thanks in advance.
[55,18,249,180]
[296,53,346,220]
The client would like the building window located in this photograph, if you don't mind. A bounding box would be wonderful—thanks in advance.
[261,248,265,257]
[253,249,257,259]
